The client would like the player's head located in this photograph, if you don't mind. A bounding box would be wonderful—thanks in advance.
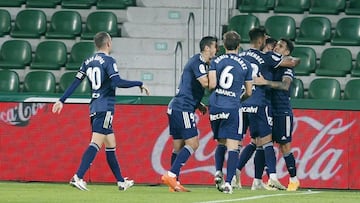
[199,36,218,61]
[262,37,277,52]
[223,31,241,51]
[248,27,267,49]
[274,38,294,56]
[94,32,112,53]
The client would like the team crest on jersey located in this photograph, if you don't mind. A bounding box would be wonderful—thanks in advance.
[113,63,119,72]
[199,64,207,74]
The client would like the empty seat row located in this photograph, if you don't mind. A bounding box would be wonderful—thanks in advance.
[0,9,119,39]
[0,70,90,94]
[228,14,360,46]
[0,0,135,9]
[0,40,95,70]
[291,78,360,100]
[238,0,360,15]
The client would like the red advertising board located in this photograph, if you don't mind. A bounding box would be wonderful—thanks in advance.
[0,102,359,189]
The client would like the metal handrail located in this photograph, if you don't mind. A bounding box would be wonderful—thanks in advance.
[187,12,195,59]
[174,41,183,95]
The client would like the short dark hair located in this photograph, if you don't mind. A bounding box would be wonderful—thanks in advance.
[249,27,267,42]
[199,36,218,52]
[265,37,277,47]
[280,38,294,54]
[94,32,111,49]
[223,31,241,51]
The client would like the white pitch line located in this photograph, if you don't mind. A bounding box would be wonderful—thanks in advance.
[194,191,321,203]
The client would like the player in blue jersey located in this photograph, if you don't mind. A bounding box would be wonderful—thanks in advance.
[254,38,300,191]
[161,36,218,192]
[209,31,253,194]
[235,28,299,190]
[52,32,150,191]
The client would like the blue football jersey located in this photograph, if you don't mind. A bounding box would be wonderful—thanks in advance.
[77,52,119,113]
[169,53,208,112]
[209,53,252,109]
[271,67,294,116]
[239,49,283,107]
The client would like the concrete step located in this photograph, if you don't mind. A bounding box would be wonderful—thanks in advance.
[137,0,204,8]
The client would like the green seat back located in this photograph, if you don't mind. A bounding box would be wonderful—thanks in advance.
[23,71,56,93]
[296,17,331,45]
[345,0,360,15]
[308,78,341,100]
[316,48,352,76]
[31,41,67,70]
[61,0,97,9]
[239,0,270,13]
[0,70,19,92]
[0,0,24,7]
[344,79,360,100]
[291,47,316,76]
[0,9,11,36]
[66,41,96,70]
[0,40,32,69]
[274,0,310,13]
[265,16,296,40]
[60,72,91,94]
[331,17,360,46]
[81,11,118,39]
[228,15,260,43]
[351,52,360,77]
[309,0,345,14]
[26,0,61,8]
[97,0,136,9]
[11,9,46,38]
[46,10,82,39]
[290,78,304,99]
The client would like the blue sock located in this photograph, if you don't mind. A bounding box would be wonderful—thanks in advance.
[237,142,256,170]
[170,145,194,176]
[263,142,276,174]
[226,150,239,183]
[76,143,99,179]
[284,152,296,177]
[215,144,227,171]
[254,147,265,179]
[106,148,124,182]
[171,151,178,167]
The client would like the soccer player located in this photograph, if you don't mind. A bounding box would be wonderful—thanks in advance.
[161,36,218,192]
[209,31,253,194]
[253,38,300,191]
[262,37,277,52]
[52,32,150,191]
[236,27,299,190]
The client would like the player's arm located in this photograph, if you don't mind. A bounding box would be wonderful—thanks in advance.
[208,70,216,90]
[110,74,150,95]
[279,56,300,68]
[254,73,291,91]
[241,81,253,101]
[197,74,209,89]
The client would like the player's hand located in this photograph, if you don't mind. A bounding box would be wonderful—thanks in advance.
[52,101,64,114]
[198,102,207,115]
[140,85,150,96]
[253,73,267,86]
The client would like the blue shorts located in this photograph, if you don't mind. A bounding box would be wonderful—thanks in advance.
[272,114,293,144]
[209,106,243,141]
[244,106,272,138]
[167,108,198,140]
[90,111,114,135]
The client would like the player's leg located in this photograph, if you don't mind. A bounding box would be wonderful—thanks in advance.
[214,139,226,191]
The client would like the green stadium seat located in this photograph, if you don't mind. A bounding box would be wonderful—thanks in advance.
[309,0,345,14]
[227,15,260,43]
[23,71,56,93]
[315,48,352,77]
[308,78,341,100]
[10,9,47,38]
[46,11,82,39]
[274,0,310,13]
[81,11,119,40]
[264,16,296,40]
[66,41,96,70]
[0,0,25,7]
[0,9,11,37]
[0,70,20,92]
[238,0,271,13]
[30,41,67,70]
[59,72,91,94]
[61,0,97,9]
[26,0,61,8]
[97,0,136,9]
[295,17,331,45]
[345,0,360,15]
[331,18,360,46]
[0,40,32,69]
[291,47,316,76]
[344,79,360,100]
[351,52,360,77]
[290,78,304,99]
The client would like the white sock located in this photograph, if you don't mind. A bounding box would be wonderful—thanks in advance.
[269,173,278,180]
